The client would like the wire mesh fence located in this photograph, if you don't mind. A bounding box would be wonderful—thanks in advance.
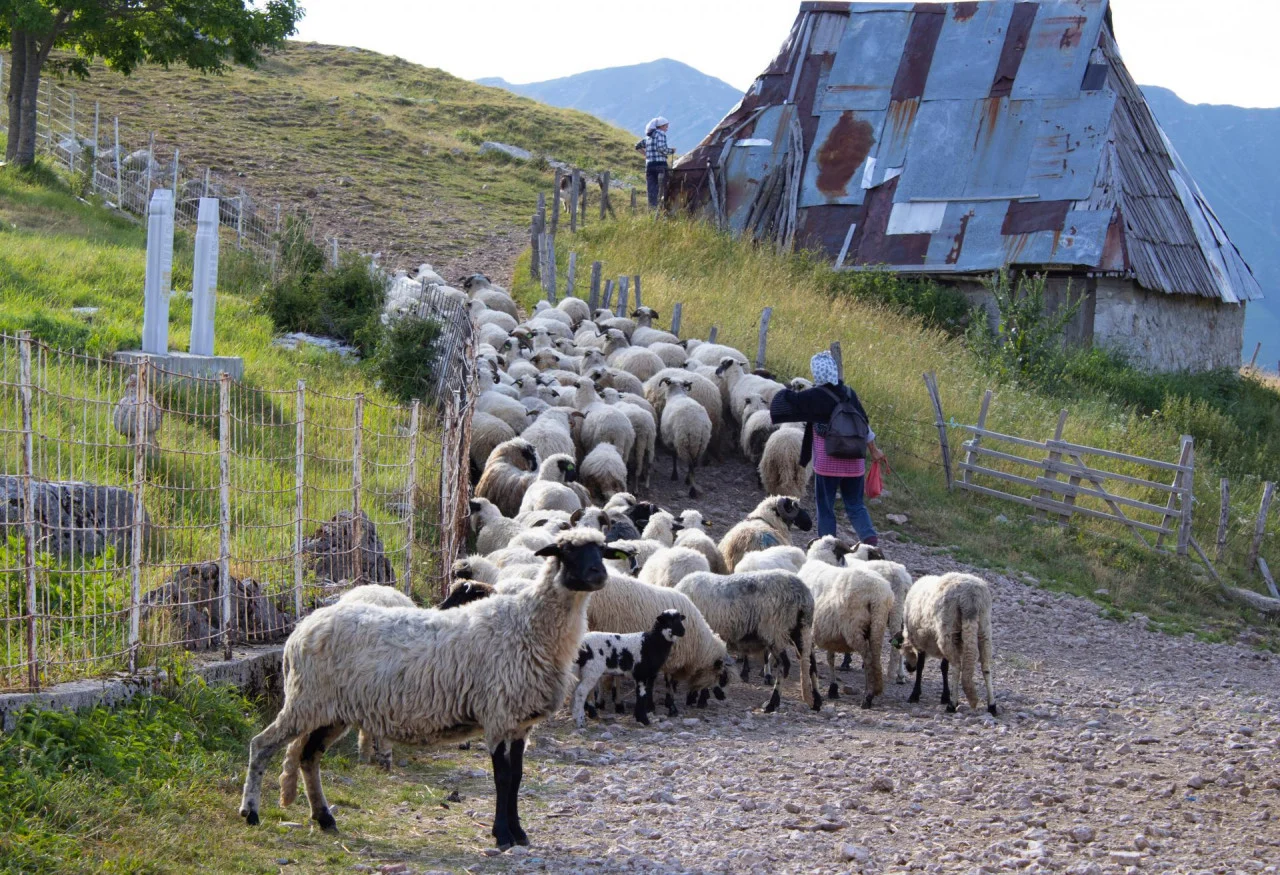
[0,326,477,693]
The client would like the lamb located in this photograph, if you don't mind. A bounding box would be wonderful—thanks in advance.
[674,570,820,713]
[470,412,518,477]
[760,425,811,499]
[673,509,727,574]
[629,307,681,347]
[572,609,686,727]
[475,438,540,518]
[239,528,624,849]
[638,546,710,589]
[580,443,628,501]
[659,377,712,498]
[587,574,731,714]
[901,573,998,716]
[718,496,813,572]
[846,543,911,685]
[734,545,806,574]
[799,537,895,708]
[468,497,521,556]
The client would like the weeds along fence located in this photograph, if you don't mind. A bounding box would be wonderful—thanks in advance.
[0,318,477,693]
[0,58,328,272]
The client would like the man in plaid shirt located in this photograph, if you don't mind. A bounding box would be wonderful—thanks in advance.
[636,116,675,208]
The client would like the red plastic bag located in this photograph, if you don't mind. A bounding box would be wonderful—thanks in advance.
[865,460,884,500]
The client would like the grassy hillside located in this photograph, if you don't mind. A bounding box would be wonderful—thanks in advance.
[62,41,641,275]
[517,216,1280,646]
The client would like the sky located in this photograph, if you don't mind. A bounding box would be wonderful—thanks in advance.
[292,0,1280,107]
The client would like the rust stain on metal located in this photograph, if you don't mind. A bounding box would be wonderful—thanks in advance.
[952,2,979,22]
[891,9,945,101]
[1036,15,1087,50]
[946,210,974,264]
[973,96,1004,149]
[990,2,1037,98]
[816,111,876,197]
[1004,232,1032,263]
[1002,200,1070,235]
[888,98,920,138]
[1101,206,1127,271]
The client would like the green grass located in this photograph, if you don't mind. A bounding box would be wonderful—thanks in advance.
[0,678,499,874]
[515,215,1280,645]
[62,42,641,265]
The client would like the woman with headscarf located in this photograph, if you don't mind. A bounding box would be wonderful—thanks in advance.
[767,350,886,545]
[635,116,675,208]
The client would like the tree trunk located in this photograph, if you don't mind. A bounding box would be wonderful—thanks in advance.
[4,29,28,163]
[16,32,48,167]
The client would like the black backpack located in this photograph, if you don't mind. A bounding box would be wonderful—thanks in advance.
[821,385,870,460]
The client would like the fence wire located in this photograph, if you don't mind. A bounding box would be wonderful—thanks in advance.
[1,328,476,693]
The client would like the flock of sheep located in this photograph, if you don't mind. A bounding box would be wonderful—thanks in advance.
[238,272,1000,852]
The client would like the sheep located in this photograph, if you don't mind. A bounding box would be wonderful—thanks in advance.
[593,310,636,339]
[739,395,777,464]
[760,425,811,499]
[477,323,512,351]
[629,307,681,347]
[475,438,540,519]
[644,368,723,446]
[239,529,625,849]
[471,412,518,477]
[453,555,499,585]
[638,546,710,589]
[659,377,712,498]
[718,496,814,572]
[715,358,785,426]
[529,349,580,374]
[599,388,657,491]
[531,302,574,329]
[573,379,636,466]
[462,273,519,320]
[587,574,731,715]
[799,537,895,708]
[468,497,522,556]
[788,377,813,392]
[646,342,689,368]
[734,545,806,574]
[580,443,628,501]
[675,570,820,713]
[673,510,727,574]
[556,296,591,327]
[640,510,681,546]
[477,390,531,434]
[572,609,686,727]
[520,408,577,464]
[901,573,998,716]
[846,543,912,685]
[605,331,666,383]
[586,365,645,397]
[439,580,497,609]
[469,299,518,333]
[685,341,748,368]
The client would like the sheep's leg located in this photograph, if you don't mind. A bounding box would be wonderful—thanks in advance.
[633,676,653,726]
[697,688,710,708]
[687,460,699,499]
[571,675,594,728]
[506,738,529,846]
[980,630,999,717]
[739,656,751,683]
[664,676,679,717]
[490,740,516,850]
[301,724,345,832]
[826,651,839,701]
[685,688,699,707]
[890,638,906,685]
[762,652,773,687]
[241,712,304,826]
[670,451,680,482]
[907,655,925,704]
[939,658,955,712]
[840,652,853,672]
[763,672,782,713]
[809,646,823,711]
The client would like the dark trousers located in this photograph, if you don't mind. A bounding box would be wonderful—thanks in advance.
[814,473,877,542]
[646,162,668,208]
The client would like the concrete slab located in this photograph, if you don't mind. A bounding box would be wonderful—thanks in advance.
[113,350,245,381]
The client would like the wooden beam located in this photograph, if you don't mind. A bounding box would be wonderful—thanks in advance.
[1036,409,1069,523]
[1216,478,1230,562]
[1248,481,1275,568]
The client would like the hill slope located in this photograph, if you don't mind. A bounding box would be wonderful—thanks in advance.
[68,42,640,277]
[478,58,742,154]
[1141,86,1280,369]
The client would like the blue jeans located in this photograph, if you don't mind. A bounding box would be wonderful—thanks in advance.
[814,474,877,542]
[646,162,668,208]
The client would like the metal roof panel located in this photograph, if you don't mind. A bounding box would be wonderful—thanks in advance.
[799,109,887,207]
[823,10,914,111]
[1010,0,1107,99]
[922,2,1016,100]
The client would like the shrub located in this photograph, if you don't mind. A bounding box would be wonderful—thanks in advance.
[260,252,385,351]
[829,266,969,335]
[371,314,446,404]
[966,270,1080,382]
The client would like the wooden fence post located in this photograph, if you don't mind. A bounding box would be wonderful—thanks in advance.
[616,276,629,317]
[403,399,421,595]
[1248,342,1261,370]
[1037,410,1069,523]
[755,307,773,370]
[530,193,545,280]
[1177,440,1195,557]
[18,333,39,690]
[963,390,992,489]
[171,148,180,197]
[1156,436,1194,551]
[550,171,562,236]
[218,371,232,659]
[633,275,642,311]
[68,92,76,173]
[1216,478,1229,562]
[1260,558,1280,600]
[671,303,683,337]
[923,371,953,489]
[829,342,844,382]
[600,170,611,219]
[294,380,306,619]
[113,117,123,206]
[1249,481,1274,569]
[569,169,581,233]
[566,252,578,298]
[631,188,638,212]
[708,325,718,344]
[236,189,246,250]
[589,261,602,311]
[352,394,365,587]
[145,132,155,204]
[544,234,558,302]
[602,279,614,311]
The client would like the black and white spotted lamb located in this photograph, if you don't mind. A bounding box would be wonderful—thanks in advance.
[571,609,686,727]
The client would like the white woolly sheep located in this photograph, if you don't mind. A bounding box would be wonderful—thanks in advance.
[638,546,711,589]
[718,496,814,572]
[605,331,665,382]
[240,528,625,850]
[685,341,748,368]
[469,497,522,556]
[520,408,577,464]
[518,454,583,516]
[573,379,636,466]
[477,390,531,434]
[673,509,727,574]
[556,296,591,327]
[739,394,776,464]
[475,438,540,519]
[646,342,689,368]
[659,377,712,498]
[675,569,820,713]
[640,510,681,546]
[580,443,628,501]
[644,368,723,449]
[799,537,895,708]
[454,555,500,585]
[471,412,518,476]
[847,543,911,685]
[902,572,998,716]
[629,307,681,347]
[715,358,785,426]
[760,424,811,499]
[572,609,686,726]
[734,545,806,574]
[462,274,519,320]
[599,388,657,492]
[586,365,645,397]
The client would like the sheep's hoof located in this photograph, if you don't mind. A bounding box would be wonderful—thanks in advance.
[763,689,781,713]
[457,741,473,751]
[839,654,853,671]
[615,702,627,715]
[712,686,726,701]
[636,712,651,726]
[945,703,957,714]
[685,690,698,707]
[242,807,260,826]
[827,683,839,700]
[894,676,907,685]
[739,666,750,683]
[988,703,1000,717]
[688,486,700,498]
[584,703,598,720]
[315,808,338,833]
[697,689,710,708]
[861,695,874,710]
[511,825,529,846]
[495,840,514,852]
[907,692,921,704]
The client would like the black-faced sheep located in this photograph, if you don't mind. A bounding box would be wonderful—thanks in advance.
[572,609,686,726]
[902,572,998,716]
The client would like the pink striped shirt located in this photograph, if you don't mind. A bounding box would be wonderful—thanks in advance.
[812,433,866,478]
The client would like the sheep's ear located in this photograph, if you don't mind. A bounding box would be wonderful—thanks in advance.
[534,543,561,558]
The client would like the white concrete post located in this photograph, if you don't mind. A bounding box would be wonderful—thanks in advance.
[190,197,221,356]
[142,189,175,355]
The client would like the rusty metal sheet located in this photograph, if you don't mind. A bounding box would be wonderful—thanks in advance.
[807,11,851,55]
[822,10,914,112]
[799,109,887,207]
[1001,199,1071,234]
[722,104,797,234]
[1010,0,1107,99]
[922,1,1014,100]
[990,2,1038,98]
[1024,91,1114,201]
[890,8,945,101]
[964,97,1037,196]
[795,203,863,258]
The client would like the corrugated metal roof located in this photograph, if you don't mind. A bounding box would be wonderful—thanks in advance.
[670,0,1261,304]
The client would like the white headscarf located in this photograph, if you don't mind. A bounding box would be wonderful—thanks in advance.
[645,116,670,134]
[810,351,839,386]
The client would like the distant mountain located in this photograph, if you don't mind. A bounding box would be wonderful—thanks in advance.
[1142,87,1279,370]
[477,59,741,154]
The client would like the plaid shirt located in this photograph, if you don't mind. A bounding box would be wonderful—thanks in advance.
[645,128,672,164]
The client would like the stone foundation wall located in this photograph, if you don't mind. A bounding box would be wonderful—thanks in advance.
[1092,279,1245,372]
